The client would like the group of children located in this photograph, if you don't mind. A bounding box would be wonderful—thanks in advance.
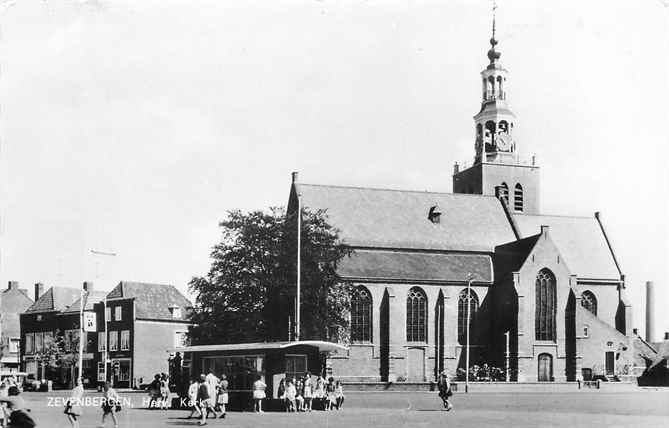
[187,372,229,426]
[277,373,344,412]
[147,373,172,410]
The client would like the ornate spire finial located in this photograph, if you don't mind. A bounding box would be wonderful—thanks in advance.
[487,0,501,64]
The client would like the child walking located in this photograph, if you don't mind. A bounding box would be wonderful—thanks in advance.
[437,371,453,411]
[101,381,120,428]
[252,375,266,413]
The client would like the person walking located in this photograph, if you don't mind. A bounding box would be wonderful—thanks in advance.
[252,375,266,413]
[334,380,344,410]
[437,371,453,411]
[196,374,210,426]
[159,373,171,410]
[186,378,201,420]
[0,386,36,428]
[285,379,297,412]
[100,381,120,428]
[64,378,84,428]
[277,379,286,411]
[216,375,229,419]
[302,373,313,412]
[325,377,336,411]
[204,372,219,419]
[147,374,161,409]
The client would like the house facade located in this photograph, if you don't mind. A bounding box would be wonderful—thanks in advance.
[20,281,192,388]
[0,282,34,372]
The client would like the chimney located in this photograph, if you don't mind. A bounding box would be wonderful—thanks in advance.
[664,332,669,341]
[291,171,299,184]
[7,281,19,291]
[540,225,549,236]
[646,281,655,342]
[83,281,94,294]
[34,283,44,302]
[453,162,460,175]
[633,328,638,336]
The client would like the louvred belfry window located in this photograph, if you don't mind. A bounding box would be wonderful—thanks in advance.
[514,183,524,211]
[350,286,372,343]
[535,269,557,341]
[406,287,427,342]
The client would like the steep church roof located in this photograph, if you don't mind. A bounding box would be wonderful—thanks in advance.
[338,249,493,283]
[291,184,517,252]
[512,214,620,280]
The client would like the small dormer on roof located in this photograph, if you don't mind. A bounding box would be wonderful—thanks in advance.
[428,204,442,224]
[168,304,182,319]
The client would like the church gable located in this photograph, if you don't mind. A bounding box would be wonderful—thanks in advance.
[512,213,620,281]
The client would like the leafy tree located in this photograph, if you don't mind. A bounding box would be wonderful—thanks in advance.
[188,207,352,345]
[35,329,80,373]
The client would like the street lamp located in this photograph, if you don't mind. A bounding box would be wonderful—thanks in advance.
[465,273,474,393]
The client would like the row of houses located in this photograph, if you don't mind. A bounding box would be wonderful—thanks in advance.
[2,281,192,389]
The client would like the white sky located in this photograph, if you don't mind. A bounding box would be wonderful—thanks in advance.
[0,0,667,340]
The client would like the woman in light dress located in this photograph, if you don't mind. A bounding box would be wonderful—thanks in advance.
[302,373,313,412]
[252,375,266,413]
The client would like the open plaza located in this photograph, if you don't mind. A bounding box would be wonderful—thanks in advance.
[13,388,669,428]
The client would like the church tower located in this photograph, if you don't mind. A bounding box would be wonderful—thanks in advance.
[453,8,540,214]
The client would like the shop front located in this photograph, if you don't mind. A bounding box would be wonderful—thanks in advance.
[174,341,348,410]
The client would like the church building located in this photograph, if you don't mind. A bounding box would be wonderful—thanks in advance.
[286,25,642,383]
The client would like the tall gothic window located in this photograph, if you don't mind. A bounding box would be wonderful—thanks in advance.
[535,269,557,341]
[351,286,372,343]
[514,183,524,211]
[406,287,427,342]
[581,291,597,316]
[499,182,509,205]
[458,289,479,345]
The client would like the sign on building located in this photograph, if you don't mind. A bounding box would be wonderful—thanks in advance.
[83,312,97,332]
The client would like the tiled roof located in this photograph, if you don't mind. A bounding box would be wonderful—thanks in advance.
[62,291,108,313]
[292,184,517,252]
[512,214,620,280]
[24,287,81,313]
[106,281,192,321]
[1,287,34,337]
[338,249,493,283]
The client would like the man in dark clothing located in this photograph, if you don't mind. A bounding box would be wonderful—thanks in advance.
[437,371,453,411]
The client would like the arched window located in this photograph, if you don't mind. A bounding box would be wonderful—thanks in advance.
[406,287,427,342]
[514,183,523,212]
[350,286,372,342]
[499,182,509,205]
[581,291,597,316]
[457,289,479,345]
[535,269,557,341]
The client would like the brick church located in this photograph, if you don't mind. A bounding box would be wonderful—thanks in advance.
[286,26,646,383]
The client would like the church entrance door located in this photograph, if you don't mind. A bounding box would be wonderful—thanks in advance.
[407,347,425,381]
[538,353,553,382]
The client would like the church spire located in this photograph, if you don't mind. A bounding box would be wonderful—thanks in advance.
[473,0,517,165]
[487,0,501,66]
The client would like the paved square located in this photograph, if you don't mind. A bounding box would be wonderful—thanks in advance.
[11,389,669,428]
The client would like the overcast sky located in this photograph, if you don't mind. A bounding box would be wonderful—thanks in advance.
[0,0,667,340]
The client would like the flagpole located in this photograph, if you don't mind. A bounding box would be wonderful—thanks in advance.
[296,188,301,342]
[78,285,85,382]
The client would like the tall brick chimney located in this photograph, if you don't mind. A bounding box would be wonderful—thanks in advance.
[646,281,655,342]
[34,282,44,302]
[7,281,19,291]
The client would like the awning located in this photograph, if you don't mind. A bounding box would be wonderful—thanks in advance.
[279,341,348,353]
[172,340,348,354]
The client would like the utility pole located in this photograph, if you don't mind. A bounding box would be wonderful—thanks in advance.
[465,273,474,393]
[90,249,117,383]
[293,172,301,342]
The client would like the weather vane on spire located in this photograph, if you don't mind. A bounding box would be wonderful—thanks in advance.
[492,0,497,40]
